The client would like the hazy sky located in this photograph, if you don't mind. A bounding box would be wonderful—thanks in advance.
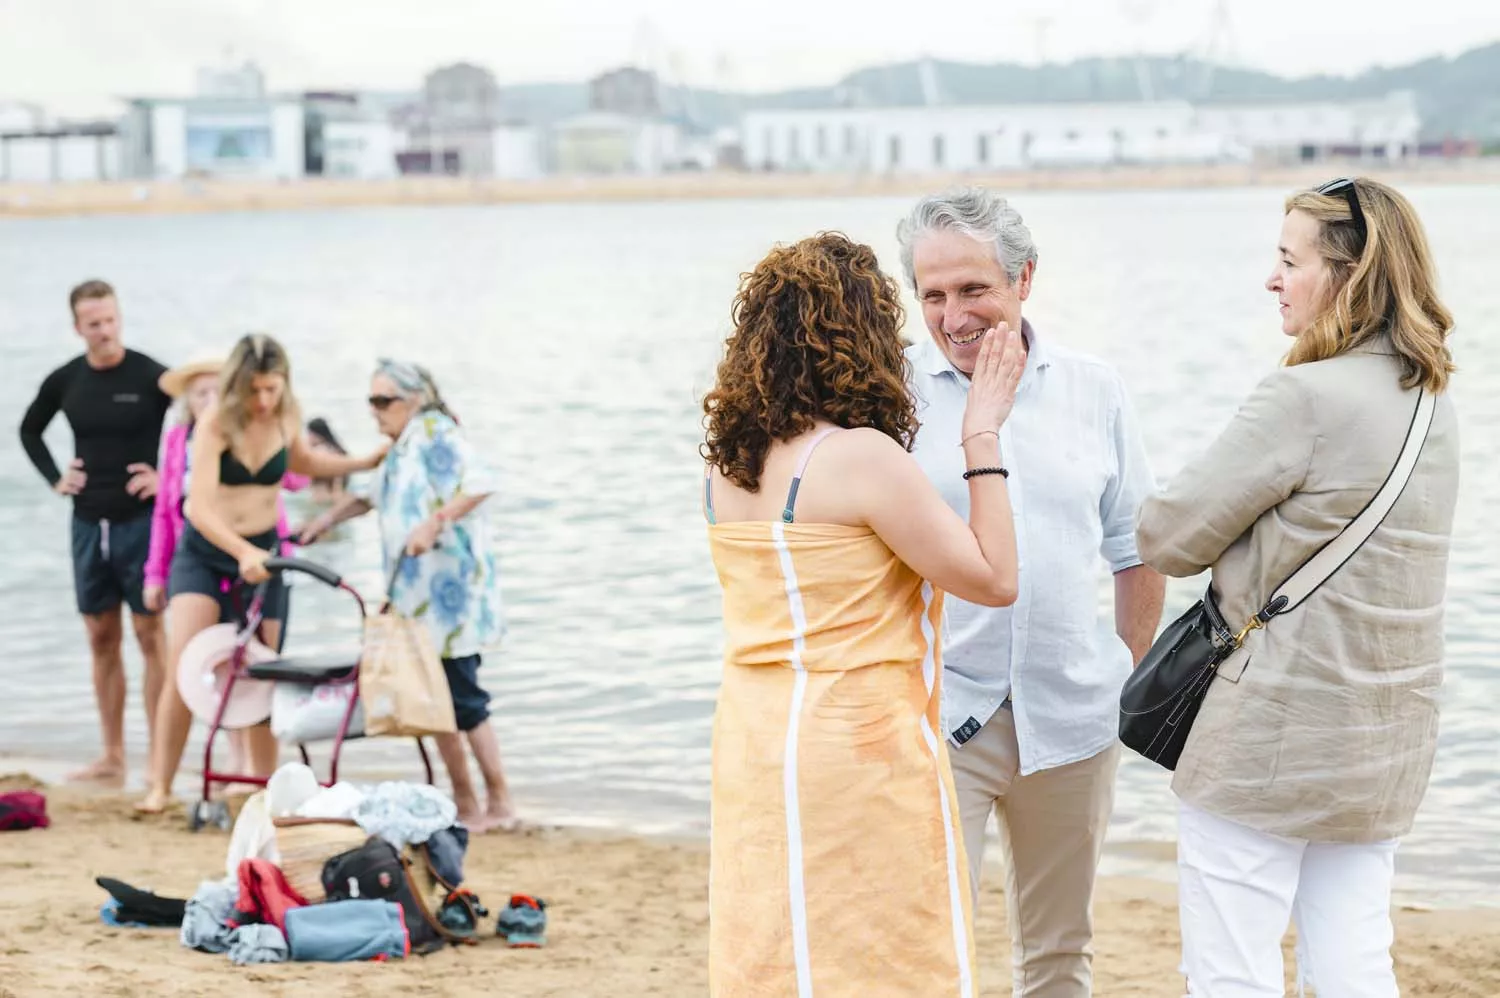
[2,0,1495,117]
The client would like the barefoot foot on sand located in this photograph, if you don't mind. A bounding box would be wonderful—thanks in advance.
[67,757,125,783]
[133,789,171,814]
[483,798,523,834]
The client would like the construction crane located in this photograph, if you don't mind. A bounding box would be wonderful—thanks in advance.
[1193,0,1239,100]
[1119,0,1159,101]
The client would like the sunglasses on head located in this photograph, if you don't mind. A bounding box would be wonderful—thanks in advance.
[1316,177,1368,244]
[368,394,403,410]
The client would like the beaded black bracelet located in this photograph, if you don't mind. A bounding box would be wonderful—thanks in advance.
[963,466,1010,480]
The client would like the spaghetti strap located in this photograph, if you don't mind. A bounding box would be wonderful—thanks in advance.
[782,428,842,524]
[703,466,717,525]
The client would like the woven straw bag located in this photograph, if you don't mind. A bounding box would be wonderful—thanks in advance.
[272,817,367,902]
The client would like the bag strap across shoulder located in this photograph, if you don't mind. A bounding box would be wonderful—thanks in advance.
[1234,388,1435,642]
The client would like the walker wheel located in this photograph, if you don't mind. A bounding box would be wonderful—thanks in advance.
[189,799,231,833]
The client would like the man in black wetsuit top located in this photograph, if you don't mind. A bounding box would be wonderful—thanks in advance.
[19,280,173,783]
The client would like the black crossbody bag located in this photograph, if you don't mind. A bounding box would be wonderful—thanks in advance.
[1119,389,1434,771]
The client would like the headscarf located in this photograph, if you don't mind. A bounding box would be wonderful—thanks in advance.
[375,357,458,425]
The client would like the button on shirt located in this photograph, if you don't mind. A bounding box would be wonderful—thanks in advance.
[907,322,1155,774]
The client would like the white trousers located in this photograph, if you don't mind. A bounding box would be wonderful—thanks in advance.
[1177,799,1400,998]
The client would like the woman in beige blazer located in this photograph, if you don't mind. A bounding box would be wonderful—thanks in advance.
[1136,178,1459,998]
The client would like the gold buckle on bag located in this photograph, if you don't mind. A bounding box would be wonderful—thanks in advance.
[1233,617,1264,646]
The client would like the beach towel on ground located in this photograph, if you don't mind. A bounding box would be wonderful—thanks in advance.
[285,900,409,962]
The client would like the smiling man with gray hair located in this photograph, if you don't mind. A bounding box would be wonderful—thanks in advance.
[899,187,1165,997]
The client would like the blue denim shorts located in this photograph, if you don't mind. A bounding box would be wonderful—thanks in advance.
[71,513,153,616]
[442,654,490,732]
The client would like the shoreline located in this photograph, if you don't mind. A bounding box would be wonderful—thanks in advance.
[4,160,1500,220]
[2,772,1498,996]
[4,751,1487,914]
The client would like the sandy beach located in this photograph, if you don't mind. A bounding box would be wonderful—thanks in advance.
[1,773,1496,997]
[4,160,1500,221]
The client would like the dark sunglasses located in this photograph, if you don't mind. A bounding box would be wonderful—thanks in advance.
[368,394,403,410]
[1316,177,1368,244]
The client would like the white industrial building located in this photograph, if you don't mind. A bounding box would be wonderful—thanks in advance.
[0,102,45,133]
[492,122,545,180]
[742,91,1421,172]
[303,93,402,179]
[118,60,306,181]
[743,102,1241,173]
[321,118,397,179]
[119,98,305,180]
[0,102,123,183]
[551,112,690,175]
[1193,91,1421,162]
[0,125,122,183]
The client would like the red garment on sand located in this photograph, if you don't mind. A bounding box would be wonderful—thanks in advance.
[229,858,308,931]
[0,791,49,831]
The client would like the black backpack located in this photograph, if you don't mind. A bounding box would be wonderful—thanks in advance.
[321,836,482,953]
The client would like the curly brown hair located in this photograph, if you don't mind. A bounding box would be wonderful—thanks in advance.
[701,232,918,492]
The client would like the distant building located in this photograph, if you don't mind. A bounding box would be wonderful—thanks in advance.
[492,121,545,180]
[195,61,267,101]
[0,101,46,134]
[399,63,504,176]
[423,63,503,126]
[589,67,660,117]
[120,96,305,180]
[552,67,716,174]
[552,112,686,175]
[741,92,1424,173]
[742,102,1242,173]
[303,92,399,179]
[1,120,121,183]
[711,127,745,171]
[120,60,305,180]
[1193,91,1421,163]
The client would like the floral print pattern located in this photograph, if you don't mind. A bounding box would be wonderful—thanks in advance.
[372,411,504,658]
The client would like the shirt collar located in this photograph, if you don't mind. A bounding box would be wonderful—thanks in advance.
[1348,332,1398,357]
[913,317,1050,380]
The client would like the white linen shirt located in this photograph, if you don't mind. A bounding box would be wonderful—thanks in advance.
[907,322,1155,774]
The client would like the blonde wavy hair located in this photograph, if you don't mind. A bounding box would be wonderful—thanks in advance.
[1284,178,1454,392]
[217,333,302,442]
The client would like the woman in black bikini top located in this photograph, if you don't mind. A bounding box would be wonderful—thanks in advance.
[137,333,387,815]
[217,443,290,487]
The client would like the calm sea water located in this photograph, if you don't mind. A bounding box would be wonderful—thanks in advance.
[1,188,1496,905]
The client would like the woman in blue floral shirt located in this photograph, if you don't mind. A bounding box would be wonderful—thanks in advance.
[300,359,516,831]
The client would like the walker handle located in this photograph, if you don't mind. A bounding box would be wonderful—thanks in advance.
[263,556,343,590]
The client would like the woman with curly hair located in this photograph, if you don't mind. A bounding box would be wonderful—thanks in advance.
[702,232,1024,996]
